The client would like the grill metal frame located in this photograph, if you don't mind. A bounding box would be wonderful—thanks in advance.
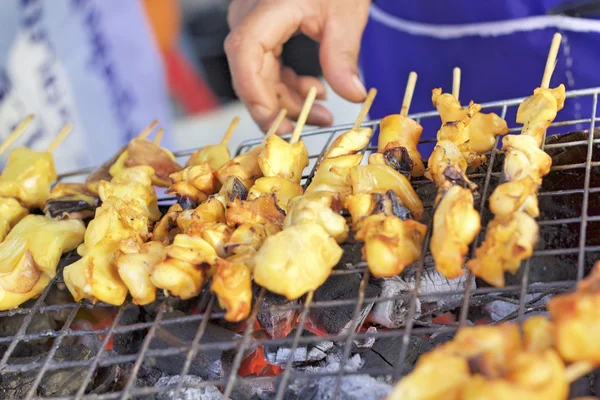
[0,87,598,399]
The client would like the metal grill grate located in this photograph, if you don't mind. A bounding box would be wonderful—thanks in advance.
[0,87,599,399]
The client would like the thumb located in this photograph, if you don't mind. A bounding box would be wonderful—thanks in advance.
[319,3,370,103]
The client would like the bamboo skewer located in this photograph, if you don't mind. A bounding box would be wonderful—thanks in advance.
[47,124,72,153]
[565,361,597,384]
[452,67,461,101]
[400,72,418,116]
[353,88,378,131]
[541,33,562,89]
[0,114,35,156]
[221,116,240,145]
[153,128,164,146]
[290,87,318,144]
[265,109,288,140]
[137,120,159,139]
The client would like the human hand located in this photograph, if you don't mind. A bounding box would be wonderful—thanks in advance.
[225,0,371,135]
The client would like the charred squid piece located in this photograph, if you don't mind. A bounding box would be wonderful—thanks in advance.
[0,197,29,242]
[215,145,263,189]
[224,223,268,256]
[345,190,413,230]
[430,185,481,279]
[151,234,218,299]
[321,127,373,160]
[44,183,100,220]
[225,193,286,233]
[355,214,427,278]
[548,260,600,365]
[0,147,58,210]
[258,134,309,184]
[382,146,414,177]
[285,191,349,244]
[186,116,240,170]
[216,176,249,206]
[388,323,568,400]
[0,215,85,310]
[426,139,478,196]
[116,240,167,305]
[211,258,252,322]
[254,221,343,300]
[63,166,161,306]
[369,102,424,178]
[111,136,182,187]
[86,145,126,185]
[152,203,183,244]
[350,164,424,220]
[248,176,303,212]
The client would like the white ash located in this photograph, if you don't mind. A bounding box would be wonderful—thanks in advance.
[486,294,551,322]
[338,303,374,335]
[155,375,222,400]
[354,326,377,349]
[266,341,333,366]
[284,351,391,400]
[371,269,473,328]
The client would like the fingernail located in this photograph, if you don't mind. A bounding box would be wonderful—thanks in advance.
[352,75,367,98]
[250,104,271,121]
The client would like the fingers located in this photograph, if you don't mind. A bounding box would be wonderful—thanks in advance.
[319,1,370,103]
[227,0,260,28]
[280,67,332,127]
[225,1,303,131]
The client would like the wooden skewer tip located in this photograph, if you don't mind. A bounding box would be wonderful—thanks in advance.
[452,67,461,101]
[138,119,159,139]
[565,361,596,384]
[153,128,164,146]
[541,32,562,89]
[47,123,73,153]
[290,87,318,144]
[221,116,241,145]
[401,71,418,116]
[353,88,378,131]
[265,109,288,139]
[0,114,35,155]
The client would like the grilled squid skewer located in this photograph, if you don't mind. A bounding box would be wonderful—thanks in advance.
[426,68,507,279]
[345,74,427,278]
[468,34,566,287]
[254,88,365,300]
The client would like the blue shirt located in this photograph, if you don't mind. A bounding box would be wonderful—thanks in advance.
[360,0,600,143]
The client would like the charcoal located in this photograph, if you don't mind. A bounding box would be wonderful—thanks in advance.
[370,266,472,328]
[257,291,300,339]
[311,273,380,335]
[337,238,363,268]
[154,375,222,400]
[113,306,145,355]
[360,336,432,377]
[149,312,239,380]
[132,364,163,389]
[485,294,550,322]
[0,344,116,398]
[0,312,58,358]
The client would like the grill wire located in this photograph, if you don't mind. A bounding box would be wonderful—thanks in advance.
[0,87,599,399]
